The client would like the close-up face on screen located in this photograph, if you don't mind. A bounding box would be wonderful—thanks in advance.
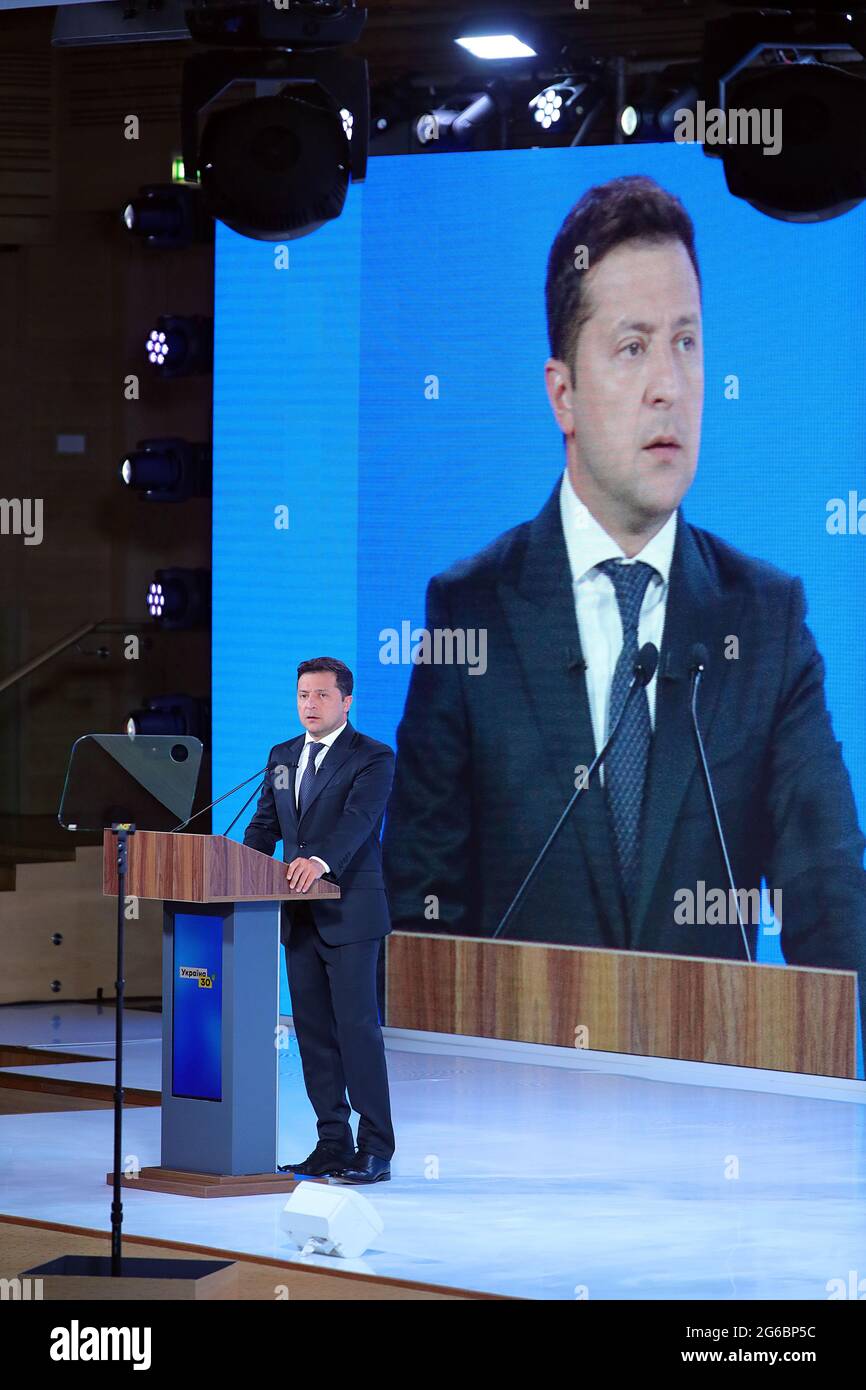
[3,0,866,1342]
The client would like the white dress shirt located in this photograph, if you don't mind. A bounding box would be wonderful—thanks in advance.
[295,721,348,873]
[559,470,677,770]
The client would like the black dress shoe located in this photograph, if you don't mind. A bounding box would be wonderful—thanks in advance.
[334,1152,391,1184]
[278,1142,355,1177]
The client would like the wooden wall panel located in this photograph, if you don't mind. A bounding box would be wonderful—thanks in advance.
[0,845,162,1004]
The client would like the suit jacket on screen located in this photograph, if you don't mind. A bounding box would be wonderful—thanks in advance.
[243,721,395,945]
[381,479,866,1011]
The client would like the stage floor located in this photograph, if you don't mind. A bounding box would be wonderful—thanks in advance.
[1,1003,865,1300]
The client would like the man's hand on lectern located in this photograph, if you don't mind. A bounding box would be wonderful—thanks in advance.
[286,857,325,893]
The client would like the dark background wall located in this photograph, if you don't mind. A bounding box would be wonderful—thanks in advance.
[0,8,211,823]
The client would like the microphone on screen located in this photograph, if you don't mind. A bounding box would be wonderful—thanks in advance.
[635,640,659,688]
[492,642,659,940]
[687,642,753,964]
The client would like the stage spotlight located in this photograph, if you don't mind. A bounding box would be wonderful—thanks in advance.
[457,33,534,61]
[181,4,369,241]
[145,568,210,630]
[144,315,213,378]
[455,13,542,62]
[657,86,699,139]
[530,85,564,130]
[701,9,866,221]
[197,89,354,240]
[415,87,507,149]
[121,184,214,250]
[529,79,607,143]
[415,108,457,145]
[126,695,208,741]
[616,66,699,144]
[620,99,684,142]
[120,439,211,503]
[619,103,640,138]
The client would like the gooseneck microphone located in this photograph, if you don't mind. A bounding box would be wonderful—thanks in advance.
[168,765,268,833]
[688,643,753,964]
[492,642,659,941]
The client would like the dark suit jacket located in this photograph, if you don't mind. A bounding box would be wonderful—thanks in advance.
[382,480,866,1009]
[243,721,395,945]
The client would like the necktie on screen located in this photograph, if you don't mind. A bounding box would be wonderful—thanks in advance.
[297,742,325,817]
[597,559,656,909]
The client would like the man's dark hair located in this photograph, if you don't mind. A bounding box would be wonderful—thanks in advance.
[545,174,702,375]
[297,656,354,699]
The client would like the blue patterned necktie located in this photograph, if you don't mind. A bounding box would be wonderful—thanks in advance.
[297,741,325,816]
[597,559,657,910]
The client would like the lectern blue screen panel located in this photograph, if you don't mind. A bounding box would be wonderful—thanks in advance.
[172,913,223,1102]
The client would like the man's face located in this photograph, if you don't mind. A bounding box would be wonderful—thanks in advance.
[297,671,352,738]
[547,237,703,534]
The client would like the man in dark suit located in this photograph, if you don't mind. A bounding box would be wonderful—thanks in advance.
[244,657,395,1184]
[382,175,866,1021]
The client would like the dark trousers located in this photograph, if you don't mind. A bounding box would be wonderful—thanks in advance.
[285,903,394,1160]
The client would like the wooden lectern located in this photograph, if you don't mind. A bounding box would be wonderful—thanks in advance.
[102,829,340,1196]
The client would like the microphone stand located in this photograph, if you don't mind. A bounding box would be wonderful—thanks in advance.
[493,647,657,941]
[222,779,266,837]
[168,765,268,833]
[689,655,753,963]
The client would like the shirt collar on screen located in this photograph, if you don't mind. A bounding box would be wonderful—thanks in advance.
[304,721,348,750]
[559,467,677,590]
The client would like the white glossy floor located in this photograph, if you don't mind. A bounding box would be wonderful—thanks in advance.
[1,1003,865,1300]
